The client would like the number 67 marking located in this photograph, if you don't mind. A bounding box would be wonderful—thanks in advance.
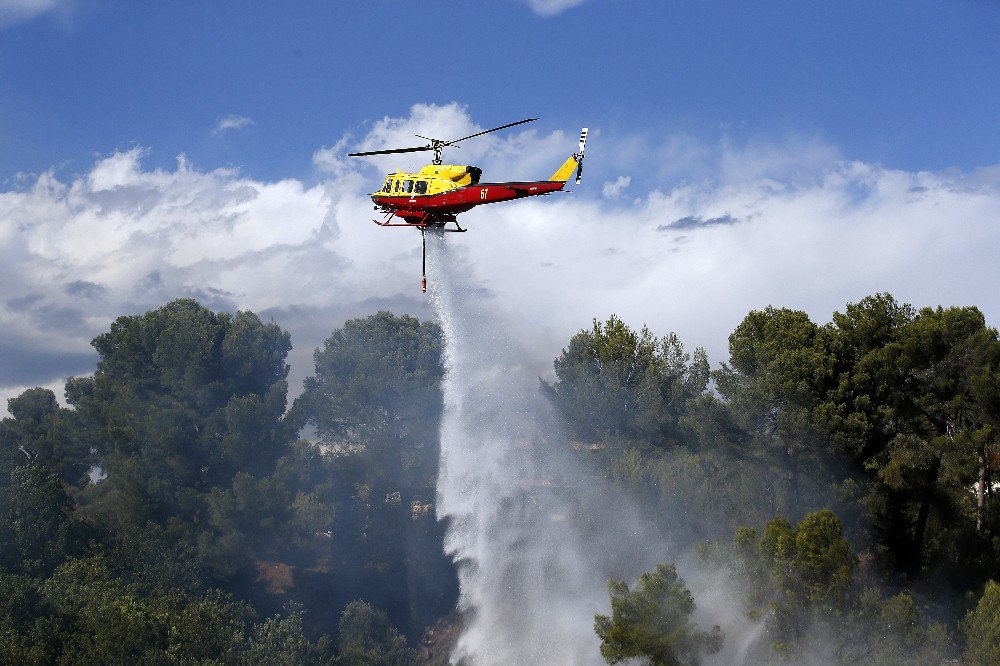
[480,188,488,200]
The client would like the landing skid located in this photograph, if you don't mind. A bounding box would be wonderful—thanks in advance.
[372,210,466,231]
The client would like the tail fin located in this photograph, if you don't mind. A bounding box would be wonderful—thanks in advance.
[548,127,588,183]
[549,154,580,182]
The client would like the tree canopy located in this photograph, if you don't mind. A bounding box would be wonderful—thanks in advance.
[3,292,1000,663]
[594,563,722,665]
[0,301,450,663]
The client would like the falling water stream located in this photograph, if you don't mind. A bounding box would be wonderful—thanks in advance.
[425,232,668,664]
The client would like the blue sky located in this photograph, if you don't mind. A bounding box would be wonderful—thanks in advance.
[2,0,1000,410]
[2,0,998,185]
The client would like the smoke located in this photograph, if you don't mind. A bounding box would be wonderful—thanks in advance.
[427,231,684,664]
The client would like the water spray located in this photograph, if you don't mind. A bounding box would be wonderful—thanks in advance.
[424,235,680,664]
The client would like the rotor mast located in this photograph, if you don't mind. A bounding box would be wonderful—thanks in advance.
[431,141,444,165]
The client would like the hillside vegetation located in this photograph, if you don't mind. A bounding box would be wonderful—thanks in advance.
[2,294,999,664]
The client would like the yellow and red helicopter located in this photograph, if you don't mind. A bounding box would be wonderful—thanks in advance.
[349,118,588,291]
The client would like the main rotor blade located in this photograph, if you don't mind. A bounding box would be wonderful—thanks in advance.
[347,146,432,157]
[446,118,538,145]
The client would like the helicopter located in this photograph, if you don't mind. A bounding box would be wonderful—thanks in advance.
[348,118,588,292]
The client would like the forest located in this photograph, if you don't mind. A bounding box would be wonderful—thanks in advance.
[2,294,1000,664]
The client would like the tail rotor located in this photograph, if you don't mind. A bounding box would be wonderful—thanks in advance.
[575,127,588,184]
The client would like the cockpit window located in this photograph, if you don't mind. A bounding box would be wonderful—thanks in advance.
[393,180,400,193]
[414,180,428,194]
[382,180,391,193]
[403,180,414,193]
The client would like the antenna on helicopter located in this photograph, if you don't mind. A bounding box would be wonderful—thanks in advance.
[348,118,538,165]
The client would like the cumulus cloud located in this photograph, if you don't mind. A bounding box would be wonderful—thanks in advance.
[0,147,423,410]
[602,175,630,199]
[312,136,354,177]
[0,0,70,26]
[3,103,1000,419]
[213,114,255,135]
[521,0,589,17]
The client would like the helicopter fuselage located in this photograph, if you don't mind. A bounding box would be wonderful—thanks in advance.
[370,161,575,225]
[371,155,577,225]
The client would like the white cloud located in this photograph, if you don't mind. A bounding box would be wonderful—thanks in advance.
[521,0,589,17]
[602,175,630,198]
[312,136,354,177]
[3,103,1000,420]
[0,147,424,412]
[0,0,71,26]
[213,114,255,135]
[462,160,1000,373]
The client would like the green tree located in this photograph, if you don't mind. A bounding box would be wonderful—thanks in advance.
[244,603,332,665]
[876,305,998,574]
[769,510,856,608]
[729,509,954,662]
[715,306,833,444]
[0,553,334,665]
[713,307,842,514]
[732,510,856,652]
[970,365,1000,538]
[336,600,417,666]
[298,311,443,449]
[821,301,1000,575]
[715,295,1000,580]
[0,464,82,575]
[819,294,915,460]
[545,315,709,443]
[836,589,952,665]
[688,305,867,549]
[295,312,456,637]
[163,590,253,664]
[594,563,723,665]
[963,580,1000,666]
[0,388,90,486]
[70,299,293,567]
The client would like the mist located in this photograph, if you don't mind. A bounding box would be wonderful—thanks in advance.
[421,224,972,665]
[427,232,687,664]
